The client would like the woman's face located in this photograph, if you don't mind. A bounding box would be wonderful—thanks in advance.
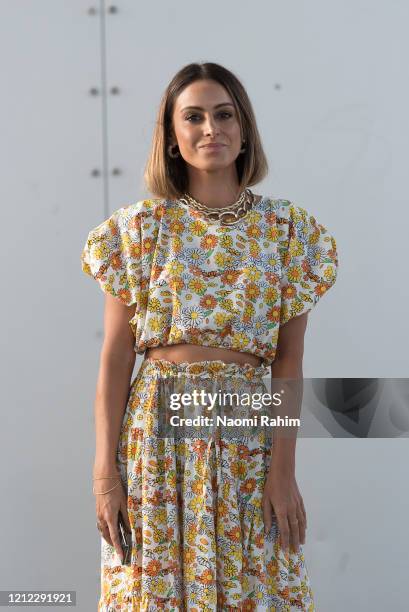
[170,79,243,174]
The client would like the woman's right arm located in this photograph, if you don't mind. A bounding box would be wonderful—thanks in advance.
[93,293,136,559]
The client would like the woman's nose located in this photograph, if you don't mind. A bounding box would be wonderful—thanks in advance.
[203,116,220,135]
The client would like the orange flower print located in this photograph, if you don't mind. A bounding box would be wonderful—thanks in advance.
[240,478,257,495]
[184,547,196,564]
[246,224,262,239]
[267,306,280,323]
[200,294,217,310]
[265,211,276,225]
[314,283,328,296]
[197,569,214,585]
[245,283,261,300]
[117,288,132,304]
[111,253,123,270]
[142,237,154,255]
[153,203,166,220]
[237,444,251,460]
[168,277,184,291]
[200,234,218,249]
[144,559,161,577]
[226,526,241,542]
[169,220,185,234]
[221,269,241,285]
[265,270,280,284]
[282,284,297,299]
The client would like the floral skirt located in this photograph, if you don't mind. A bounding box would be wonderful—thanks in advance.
[98,358,315,611]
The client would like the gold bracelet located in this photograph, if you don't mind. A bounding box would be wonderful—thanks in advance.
[92,480,121,495]
[93,475,121,480]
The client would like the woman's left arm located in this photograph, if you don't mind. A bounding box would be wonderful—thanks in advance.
[263,312,308,553]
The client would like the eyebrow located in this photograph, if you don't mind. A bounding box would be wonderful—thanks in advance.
[180,103,234,113]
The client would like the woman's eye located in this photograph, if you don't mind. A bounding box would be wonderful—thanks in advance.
[185,111,232,122]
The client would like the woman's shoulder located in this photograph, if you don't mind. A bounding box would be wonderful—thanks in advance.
[114,197,165,220]
[263,197,308,222]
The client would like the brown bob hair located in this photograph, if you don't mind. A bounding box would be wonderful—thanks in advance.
[144,62,269,201]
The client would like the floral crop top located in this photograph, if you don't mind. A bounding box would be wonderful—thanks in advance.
[80,196,338,367]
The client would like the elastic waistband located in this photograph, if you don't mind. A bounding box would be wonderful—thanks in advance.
[140,357,270,381]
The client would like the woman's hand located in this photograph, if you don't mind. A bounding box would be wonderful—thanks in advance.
[262,468,307,554]
[94,477,132,562]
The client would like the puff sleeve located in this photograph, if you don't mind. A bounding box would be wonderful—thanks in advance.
[277,201,338,326]
[80,204,143,307]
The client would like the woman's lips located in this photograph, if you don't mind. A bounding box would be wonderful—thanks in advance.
[201,144,225,150]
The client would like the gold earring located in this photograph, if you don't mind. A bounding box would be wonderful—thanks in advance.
[168,143,180,158]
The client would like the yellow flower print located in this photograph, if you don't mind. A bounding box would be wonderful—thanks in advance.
[247,210,262,224]
[148,316,165,333]
[169,325,183,341]
[219,298,238,314]
[249,241,260,258]
[266,225,279,241]
[155,578,168,595]
[324,266,336,282]
[264,286,279,304]
[309,225,321,245]
[231,332,250,350]
[93,242,110,261]
[222,560,239,579]
[188,496,204,514]
[165,260,184,276]
[246,224,262,239]
[190,220,207,236]
[287,265,303,283]
[214,252,234,267]
[167,206,185,221]
[289,239,305,257]
[244,265,262,282]
[184,565,196,581]
[291,301,305,316]
[171,235,184,253]
[214,312,231,326]
[220,234,233,248]
[147,297,162,313]
[291,206,305,224]
[188,278,206,294]
[243,303,255,319]
[186,529,197,546]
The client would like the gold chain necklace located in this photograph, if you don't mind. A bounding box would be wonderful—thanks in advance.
[179,188,255,226]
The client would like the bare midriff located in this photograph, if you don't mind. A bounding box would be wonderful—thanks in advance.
[144,344,263,367]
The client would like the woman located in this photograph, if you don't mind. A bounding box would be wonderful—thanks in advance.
[81,62,338,611]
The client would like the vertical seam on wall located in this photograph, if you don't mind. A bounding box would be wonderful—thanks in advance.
[99,0,110,218]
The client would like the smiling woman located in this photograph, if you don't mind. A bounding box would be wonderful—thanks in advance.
[82,61,338,611]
